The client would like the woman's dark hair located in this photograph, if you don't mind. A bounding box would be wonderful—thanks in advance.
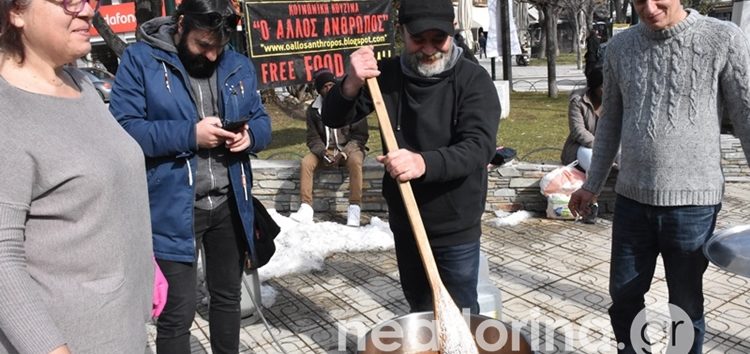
[585,44,605,92]
[0,0,32,63]
[173,0,237,43]
[586,65,603,92]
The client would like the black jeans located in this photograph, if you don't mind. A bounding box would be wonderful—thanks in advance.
[155,200,246,354]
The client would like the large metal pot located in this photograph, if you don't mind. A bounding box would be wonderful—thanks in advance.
[358,312,532,354]
[704,224,750,278]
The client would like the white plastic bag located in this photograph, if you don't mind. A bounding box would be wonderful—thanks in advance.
[546,193,576,220]
[539,161,586,197]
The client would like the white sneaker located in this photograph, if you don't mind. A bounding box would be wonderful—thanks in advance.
[290,203,314,223]
[347,204,361,227]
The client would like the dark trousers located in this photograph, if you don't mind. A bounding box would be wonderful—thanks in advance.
[609,195,721,354]
[393,231,480,315]
[155,200,246,354]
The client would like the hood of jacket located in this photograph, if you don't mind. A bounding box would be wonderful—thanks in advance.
[139,16,178,53]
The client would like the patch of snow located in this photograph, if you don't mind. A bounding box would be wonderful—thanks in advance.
[488,210,533,227]
[260,284,277,308]
[259,210,394,280]
[257,210,394,304]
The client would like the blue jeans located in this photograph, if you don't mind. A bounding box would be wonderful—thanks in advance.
[394,235,480,314]
[609,195,721,354]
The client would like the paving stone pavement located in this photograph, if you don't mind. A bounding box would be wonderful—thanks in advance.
[147,183,750,353]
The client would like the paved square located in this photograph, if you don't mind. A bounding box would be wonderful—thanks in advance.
[148,184,750,353]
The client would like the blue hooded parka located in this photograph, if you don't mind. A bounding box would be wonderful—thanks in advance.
[109,17,272,264]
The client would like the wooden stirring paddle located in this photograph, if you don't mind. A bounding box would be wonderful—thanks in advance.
[366,78,479,354]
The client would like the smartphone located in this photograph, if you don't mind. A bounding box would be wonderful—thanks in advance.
[222,118,250,132]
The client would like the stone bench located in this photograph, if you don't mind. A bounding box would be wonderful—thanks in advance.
[250,134,749,215]
[249,159,618,214]
[250,159,387,214]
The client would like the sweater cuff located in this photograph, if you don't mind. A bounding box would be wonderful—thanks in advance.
[246,128,255,152]
[339,75,362,101]
[189,121,198,151]
[420,151,444,183]
[581,179,605,196]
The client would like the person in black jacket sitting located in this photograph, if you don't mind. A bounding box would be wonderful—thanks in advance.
[291,68,369,226]
[322,0,501,315]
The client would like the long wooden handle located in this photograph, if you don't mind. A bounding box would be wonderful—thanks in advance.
[367,77,480,354]
[366,78,444,298]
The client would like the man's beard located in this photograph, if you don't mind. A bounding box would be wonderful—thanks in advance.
[177,36,219,78]
[407,48,452,77]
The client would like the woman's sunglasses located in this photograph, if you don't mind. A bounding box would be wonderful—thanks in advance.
[55,0,100,16]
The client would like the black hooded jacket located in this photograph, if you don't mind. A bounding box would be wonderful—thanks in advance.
[323,53,500,246]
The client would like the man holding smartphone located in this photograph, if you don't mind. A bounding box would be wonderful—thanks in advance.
[109,0,272,352]
[291,68,369,226]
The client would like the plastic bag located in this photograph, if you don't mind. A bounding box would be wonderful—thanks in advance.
[152,257,168,319]
[539,161,586,196]
[546,193,576,220]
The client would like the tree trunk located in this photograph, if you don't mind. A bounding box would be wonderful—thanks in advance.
[93,0,164,59]
[93,13,128,57]
[152,0,163,20]
[135,0,163,40]
[624,0,635,23]
[613,0,626,23]
[539,7,547,59]
[574,10,582,70]
[544,5,558,98]
[627,0,638,25]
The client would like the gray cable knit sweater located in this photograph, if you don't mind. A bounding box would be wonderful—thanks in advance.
[583,10,750,206]
[0,69,153,353]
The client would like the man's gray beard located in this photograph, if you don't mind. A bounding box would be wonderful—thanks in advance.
[407,48,452,77]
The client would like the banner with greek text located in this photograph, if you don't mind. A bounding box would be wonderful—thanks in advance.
[244,0,395,89]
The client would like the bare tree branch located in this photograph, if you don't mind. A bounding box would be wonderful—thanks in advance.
[683,0,720,14]
[93,13,129,57]
[93,0,163,59]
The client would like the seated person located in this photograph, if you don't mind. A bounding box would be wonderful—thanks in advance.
[561,65,603,171]
[291,69,369,226]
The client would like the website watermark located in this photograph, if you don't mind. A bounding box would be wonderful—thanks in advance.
[629,303,694,354]
[334,303,695,353]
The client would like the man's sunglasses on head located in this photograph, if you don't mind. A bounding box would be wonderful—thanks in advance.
[186,11,241,33]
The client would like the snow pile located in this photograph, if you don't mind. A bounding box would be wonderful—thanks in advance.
[257,210,394,282]
[488,210,533,227]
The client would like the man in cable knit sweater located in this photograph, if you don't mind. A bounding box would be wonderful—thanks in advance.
[569,1,750,353]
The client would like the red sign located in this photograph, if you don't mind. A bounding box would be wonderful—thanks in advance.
[89,3,137,35]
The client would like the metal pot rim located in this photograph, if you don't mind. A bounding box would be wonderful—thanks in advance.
[704,224,750,278]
